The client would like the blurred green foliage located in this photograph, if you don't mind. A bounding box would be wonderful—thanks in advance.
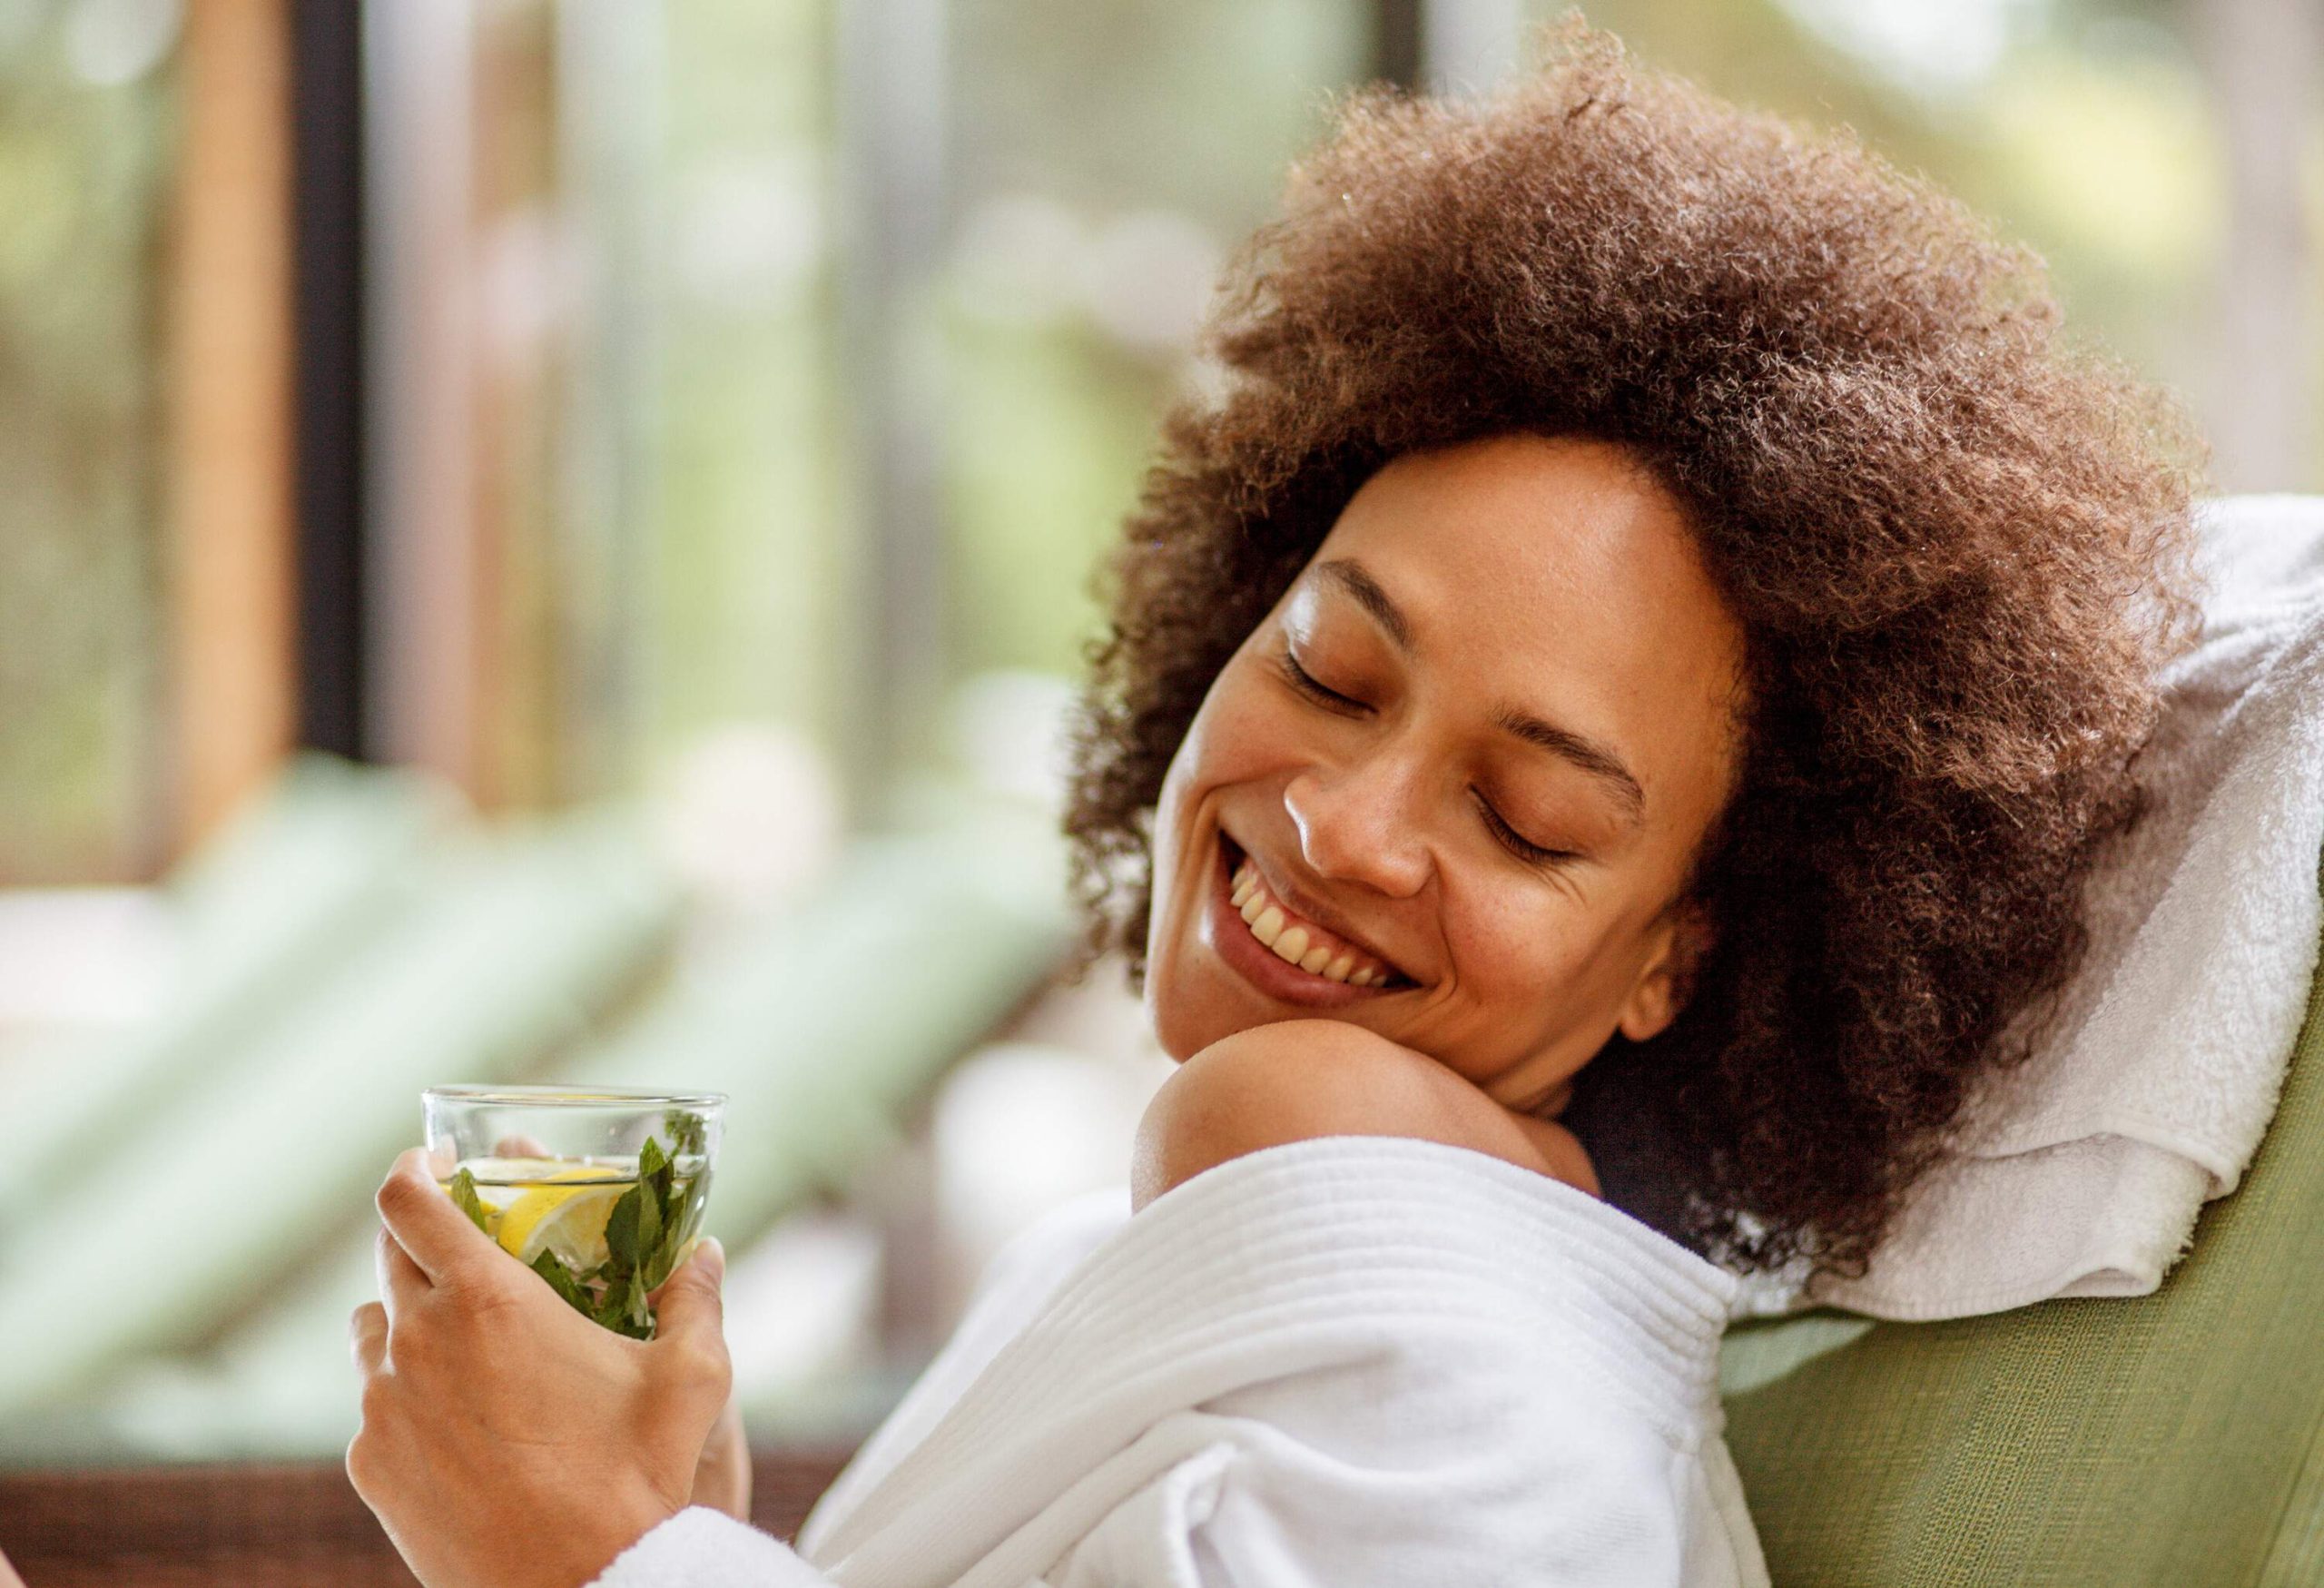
[4,0,2316,881]
[1561,0,2231,407]
[651,0,844,762]
[940,0,1369,685]
[0,15,172,883]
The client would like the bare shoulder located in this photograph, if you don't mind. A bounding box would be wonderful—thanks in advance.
[1131,1019,1600,1211]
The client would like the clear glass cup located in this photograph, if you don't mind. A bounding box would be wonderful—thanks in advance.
[421,1085,726,1339]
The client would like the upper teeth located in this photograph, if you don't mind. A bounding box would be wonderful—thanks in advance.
[1229,862,1393,987]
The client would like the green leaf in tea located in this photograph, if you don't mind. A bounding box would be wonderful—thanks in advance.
[643,1170,701,1290]
[604,1182,646,1274]
[661,1110,706,1158]
[634,1175,664,1267]
[530,1249,590,1313]
[481,1130,709,1338]
[593,1267,651,1339]
[448,1168,491,1235]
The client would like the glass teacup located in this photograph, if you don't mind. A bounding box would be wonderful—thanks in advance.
[422,1086,726,1339]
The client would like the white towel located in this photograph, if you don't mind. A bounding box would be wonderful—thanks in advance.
[594,1136,1768,1587]
[1765,494,2324,1321]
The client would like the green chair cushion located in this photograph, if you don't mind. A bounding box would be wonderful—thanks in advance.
[1720,851,2324,1585]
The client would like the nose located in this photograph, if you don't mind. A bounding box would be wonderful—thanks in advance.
[1283,760,1433,898]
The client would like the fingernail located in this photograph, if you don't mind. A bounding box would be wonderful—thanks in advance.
[699,1237,726,1280]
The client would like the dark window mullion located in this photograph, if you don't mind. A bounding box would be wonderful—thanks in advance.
[291,0,368,761]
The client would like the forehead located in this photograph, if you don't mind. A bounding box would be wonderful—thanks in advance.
[1310,433,1749,812]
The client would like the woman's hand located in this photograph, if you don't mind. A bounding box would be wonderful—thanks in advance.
[349,1149,734,1588]
[691,1390,753,1521]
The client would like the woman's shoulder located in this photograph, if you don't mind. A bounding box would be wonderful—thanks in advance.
[1131,1019,1599,1212]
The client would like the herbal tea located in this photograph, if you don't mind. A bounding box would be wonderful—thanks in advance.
[440,1122,711,1339]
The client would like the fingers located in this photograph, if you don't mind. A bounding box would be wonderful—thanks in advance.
[375,1146,495,1287]
[651,1238,727,1356]
[691,1392,753,1521]
[376,1223,430,1320]
[350,1301,389,1375]
[491,1131,553,1158]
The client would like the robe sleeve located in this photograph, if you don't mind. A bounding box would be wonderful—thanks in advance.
[590,1508,832,1588]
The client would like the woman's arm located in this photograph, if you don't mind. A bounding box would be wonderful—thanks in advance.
[1131,1019,1599,1214]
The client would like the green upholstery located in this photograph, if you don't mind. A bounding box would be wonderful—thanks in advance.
[1720,851,2324,1586]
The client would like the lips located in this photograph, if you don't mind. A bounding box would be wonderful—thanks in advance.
[1217,833,1416,991]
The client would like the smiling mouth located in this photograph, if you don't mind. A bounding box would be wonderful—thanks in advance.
[1217,834,1416,991]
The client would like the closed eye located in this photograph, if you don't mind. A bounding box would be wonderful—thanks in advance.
[1276,649,1367,713]
[1473,791,1575,868]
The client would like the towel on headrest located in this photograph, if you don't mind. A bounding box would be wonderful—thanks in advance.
[1736,494,2324,1321]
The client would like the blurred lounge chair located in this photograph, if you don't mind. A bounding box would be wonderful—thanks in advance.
[0,769,684,1428]
[0,755,458,1243]
[0,783,1072,1465]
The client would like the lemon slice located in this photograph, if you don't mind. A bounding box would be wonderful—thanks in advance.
[495,1169,628,1272]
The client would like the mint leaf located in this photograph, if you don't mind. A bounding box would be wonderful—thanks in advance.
[634,1175,663,1272]
[604,1182,646,1273]
[593,1268,651,1338]
[638,1134,669,1181]
[644,1172,703,1290]
[448,1169,491,1235]
[661,1110,705,1158]
[530,1249,590,1314]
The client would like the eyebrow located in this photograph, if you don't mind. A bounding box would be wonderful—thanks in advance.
[1316,557,1413,651]
[1312,557,1648,827]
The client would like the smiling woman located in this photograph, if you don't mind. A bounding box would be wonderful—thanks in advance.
[1139,435,1749,1168]
[341,17,2212,1588]
[1065,16,2205,1286]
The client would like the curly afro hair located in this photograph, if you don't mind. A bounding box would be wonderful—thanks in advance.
[1061,15,2208,1282]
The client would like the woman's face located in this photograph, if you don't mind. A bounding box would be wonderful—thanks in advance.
[1142,433,1750,1113]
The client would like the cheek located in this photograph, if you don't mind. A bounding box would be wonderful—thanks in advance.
[1197,664,1307,779]
[1441,877,1631,1025]
[1157,662,1308,829]
[1147,666,1273,934]
[1446,885,1575,1003]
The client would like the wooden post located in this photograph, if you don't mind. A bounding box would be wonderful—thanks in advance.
[166,0,299,854]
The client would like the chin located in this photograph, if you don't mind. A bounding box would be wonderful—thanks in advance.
[1142,932,1263,1063]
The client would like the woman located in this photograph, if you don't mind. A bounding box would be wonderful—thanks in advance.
[349,20,2204,1585]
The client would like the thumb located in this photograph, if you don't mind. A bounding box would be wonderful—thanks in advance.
[653,1237,727,1353]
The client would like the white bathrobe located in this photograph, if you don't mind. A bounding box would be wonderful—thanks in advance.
[592,1136,1768,1588]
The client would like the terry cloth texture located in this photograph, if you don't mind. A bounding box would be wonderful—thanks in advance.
[1719,849,2324,1586]
[1728,493,2324,1320]
[596,1135,1768,1587]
